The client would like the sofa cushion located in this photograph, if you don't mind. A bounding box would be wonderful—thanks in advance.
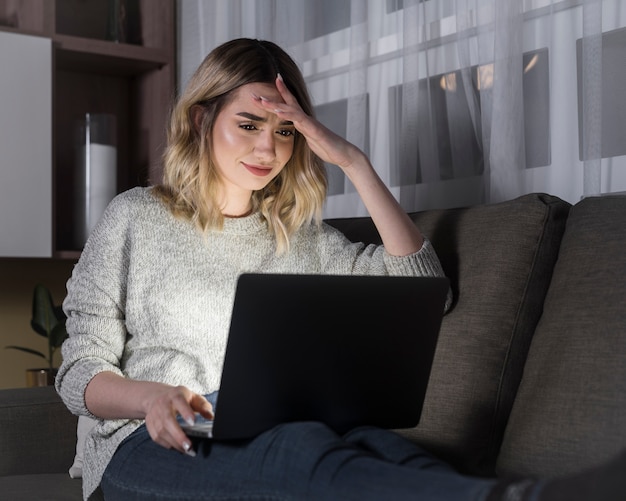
[0,474,82,501]
[326,193,571,476]
[497,194,626,477]
[0,386,78,476]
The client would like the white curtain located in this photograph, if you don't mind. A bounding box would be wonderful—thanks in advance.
[178,0,626,217]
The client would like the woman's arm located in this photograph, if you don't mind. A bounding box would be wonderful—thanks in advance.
[86,371,213,455]
[56,191,213,456]
[335,152,424,256]
[256,75,423,257]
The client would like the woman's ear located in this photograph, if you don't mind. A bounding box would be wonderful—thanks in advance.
[190,104,205,135]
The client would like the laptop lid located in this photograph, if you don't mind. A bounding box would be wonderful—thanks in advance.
[183,273,449,441]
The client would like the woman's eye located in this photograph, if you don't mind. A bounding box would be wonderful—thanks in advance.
[277,129,294,137]
[240,123,257,131]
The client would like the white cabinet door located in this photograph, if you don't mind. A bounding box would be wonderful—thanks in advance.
[0,31,52,257]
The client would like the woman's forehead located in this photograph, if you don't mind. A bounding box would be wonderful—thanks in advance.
[232,82,284,103]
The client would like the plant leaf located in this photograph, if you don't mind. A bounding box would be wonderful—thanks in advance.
[5,345,46,359]
[53,305,67,322]
[50,322,68,349]
[31,284,58,338]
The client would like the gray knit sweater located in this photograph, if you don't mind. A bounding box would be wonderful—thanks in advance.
[55,186,447,499]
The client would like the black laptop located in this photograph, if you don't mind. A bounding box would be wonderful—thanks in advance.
[180,273,449,440]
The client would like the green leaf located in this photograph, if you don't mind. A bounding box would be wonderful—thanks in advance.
[50,304,68,349]
[5,345,46,359]
[53,305,67,322]
[31,284,58,338]
[50,322,68,349]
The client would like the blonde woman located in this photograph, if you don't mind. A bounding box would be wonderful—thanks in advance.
[56,38,625,501]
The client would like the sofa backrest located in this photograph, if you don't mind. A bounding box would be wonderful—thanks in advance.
[326,193,571,476]
[497,194,626,477]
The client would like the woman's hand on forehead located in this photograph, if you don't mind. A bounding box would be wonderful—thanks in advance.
[252,74,363,170]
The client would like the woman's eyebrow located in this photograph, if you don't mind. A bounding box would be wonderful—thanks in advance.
[236,111,293,126]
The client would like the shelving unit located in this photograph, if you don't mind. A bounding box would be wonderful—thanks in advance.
[0,0,175,258]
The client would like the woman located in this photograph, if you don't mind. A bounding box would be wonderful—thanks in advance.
[56,38,624,501]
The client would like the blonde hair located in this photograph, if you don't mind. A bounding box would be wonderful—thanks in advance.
[153,38,327,254]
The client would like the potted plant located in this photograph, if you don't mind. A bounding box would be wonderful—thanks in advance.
[5,284,68,386]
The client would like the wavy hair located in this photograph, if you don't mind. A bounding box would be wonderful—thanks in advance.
[153,38,327,254]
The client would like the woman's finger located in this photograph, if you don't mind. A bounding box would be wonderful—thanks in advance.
[190,392,214,420]
[275,73,299,107]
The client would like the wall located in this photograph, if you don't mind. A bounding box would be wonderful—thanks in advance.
[0,258,76,389]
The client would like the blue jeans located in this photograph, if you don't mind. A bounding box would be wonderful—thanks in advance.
[101,420,501,501]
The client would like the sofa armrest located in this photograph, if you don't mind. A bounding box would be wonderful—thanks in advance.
[0,386,77,476]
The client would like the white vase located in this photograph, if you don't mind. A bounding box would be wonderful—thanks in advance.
[73,113,117,249]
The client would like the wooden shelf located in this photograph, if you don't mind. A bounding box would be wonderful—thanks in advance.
[54,34,170,75]
[0,0,175,258]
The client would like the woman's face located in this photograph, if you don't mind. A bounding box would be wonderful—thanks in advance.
[210,82,296,203]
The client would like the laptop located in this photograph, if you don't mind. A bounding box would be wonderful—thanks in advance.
[179,272,449,440]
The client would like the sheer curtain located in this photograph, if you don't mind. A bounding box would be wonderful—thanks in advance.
[178,0,626,217]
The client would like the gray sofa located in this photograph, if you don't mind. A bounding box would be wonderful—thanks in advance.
[1,192,625,500]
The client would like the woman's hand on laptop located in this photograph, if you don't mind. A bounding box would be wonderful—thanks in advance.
[85,372,214,456]
[143,385,214,457]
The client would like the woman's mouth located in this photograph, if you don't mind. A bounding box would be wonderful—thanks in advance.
[243,163,273,177]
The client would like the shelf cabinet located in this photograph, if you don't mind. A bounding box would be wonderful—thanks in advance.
[0,0,175,258]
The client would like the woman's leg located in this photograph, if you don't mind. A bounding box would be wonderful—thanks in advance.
[101,424,300,501]
[101,422,496,501]
[308,425,496,501]
[342,425,459,471]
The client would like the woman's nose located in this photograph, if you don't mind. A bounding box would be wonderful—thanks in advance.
[254,130,276,161]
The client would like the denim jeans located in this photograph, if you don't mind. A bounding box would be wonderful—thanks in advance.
[101,419,501,501]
